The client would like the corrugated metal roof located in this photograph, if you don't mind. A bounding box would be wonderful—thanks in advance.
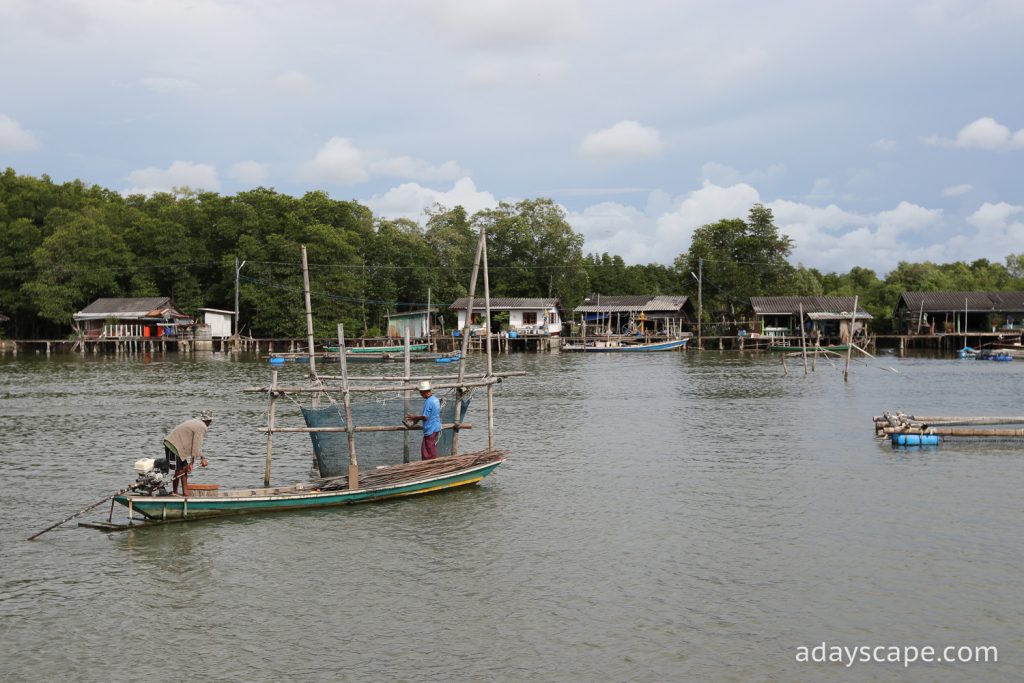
[449,297,560,310]
[896,291,1024,313]
[74,297,189,320]
[750,296,872,318]
[574,295,690,313]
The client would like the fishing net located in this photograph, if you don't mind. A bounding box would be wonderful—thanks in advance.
[301,389,472,477]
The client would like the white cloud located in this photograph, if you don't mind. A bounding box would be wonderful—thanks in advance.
[229,161,269,185]
[871,138,898,151]
[365,177,498,222]
[926,116,1024,151]
[579,120,663,163]
[565,202,655,260]
[368,156,465,182]
[300,138,467,185]
[0,114,41,151]
[942,183,973,197]
[300,137,368,185]
[271,70,314,96]
[140,77,195,94]
[124,160,220,195]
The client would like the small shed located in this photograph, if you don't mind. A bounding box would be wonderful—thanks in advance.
[449,297,564,336]
[574,295,694,336]
[386,309,436,339]
[749,296,872,342]
[197,308,236,338]
[73,297,193,339]
[893,291,1024,334]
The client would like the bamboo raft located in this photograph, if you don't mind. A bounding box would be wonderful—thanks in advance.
[874,411,1024,440]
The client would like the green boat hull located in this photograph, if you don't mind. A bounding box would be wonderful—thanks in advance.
[115,459,502,521]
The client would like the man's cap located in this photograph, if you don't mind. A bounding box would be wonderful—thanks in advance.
[418,380,431,392]
[200,409,213,422]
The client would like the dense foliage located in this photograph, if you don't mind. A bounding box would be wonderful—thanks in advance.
[1,169,1023,338]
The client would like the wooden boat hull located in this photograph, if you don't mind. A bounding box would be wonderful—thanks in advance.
[562,338,688,352]
[115,453,504,521]
[335,344,430,354]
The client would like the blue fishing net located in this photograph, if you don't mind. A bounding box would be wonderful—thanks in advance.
[300,390,471,477]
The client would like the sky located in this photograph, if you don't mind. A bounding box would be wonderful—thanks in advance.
[1,0,1023,276]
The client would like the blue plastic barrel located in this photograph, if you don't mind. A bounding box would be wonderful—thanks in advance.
[891,433,940,447]
[269,357,285,364]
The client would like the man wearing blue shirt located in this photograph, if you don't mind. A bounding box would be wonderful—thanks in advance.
[406,380,442,460]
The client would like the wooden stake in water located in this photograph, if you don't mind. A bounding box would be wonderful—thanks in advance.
[264,369,278,487]
[337,323,359,490]
[844,296,858,382]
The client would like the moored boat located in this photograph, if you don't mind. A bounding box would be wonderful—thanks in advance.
[562,338,689,352]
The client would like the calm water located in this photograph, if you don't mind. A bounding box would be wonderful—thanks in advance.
[1,350,1022,682]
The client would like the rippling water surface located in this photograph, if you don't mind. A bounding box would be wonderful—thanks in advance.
[2,350,1022,682]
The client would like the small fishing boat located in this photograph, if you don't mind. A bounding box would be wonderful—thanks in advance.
[562,337,689,352]
[114,451,505,520]
[326,343,430,354]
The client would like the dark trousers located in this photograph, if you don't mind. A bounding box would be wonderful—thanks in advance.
[165,445,189,494]
[421,432,439,460]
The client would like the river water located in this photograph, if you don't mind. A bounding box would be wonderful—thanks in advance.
[1,350,1022,682]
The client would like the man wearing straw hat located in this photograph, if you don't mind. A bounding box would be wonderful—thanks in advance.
[163,409,213,495]
[406,381,441,460]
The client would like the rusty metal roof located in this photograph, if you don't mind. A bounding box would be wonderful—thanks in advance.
[896,291,1024,313]
[74,297,190,320]
[449,297,561,310]
[574,295,690,313]
[750,296,872,318]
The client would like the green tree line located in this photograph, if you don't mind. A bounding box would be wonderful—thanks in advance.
[1,169,1023,338]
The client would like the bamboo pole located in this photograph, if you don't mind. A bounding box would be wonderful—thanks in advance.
[301,245,317,379]
[259,423,472,433]
[482,226,495,450]
[844,296,858,382]
[452,225,487,455]
[242,376,507,394]
[318,371,527,382]
[403,327,411,463]
[263,369,278,487]
[337,323,359,490]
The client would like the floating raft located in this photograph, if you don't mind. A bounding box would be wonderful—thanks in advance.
[874,411,1024,445]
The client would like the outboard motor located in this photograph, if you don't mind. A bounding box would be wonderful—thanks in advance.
[132,458,168,496]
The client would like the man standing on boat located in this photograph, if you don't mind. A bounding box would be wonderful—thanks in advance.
[163,410,212,495]
[406,381,441,460]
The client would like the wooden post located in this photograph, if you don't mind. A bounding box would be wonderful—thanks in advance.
[403,327,411,463]
[301,245,317,379]
[844,296,858,382]
[337,323,359,490]
[482,228,495,450]
[799,303,808,376]
[263,369,278,487]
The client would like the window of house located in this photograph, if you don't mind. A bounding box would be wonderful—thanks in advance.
[523,312,537,325]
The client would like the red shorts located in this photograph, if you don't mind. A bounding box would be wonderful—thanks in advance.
[421,432,439,460]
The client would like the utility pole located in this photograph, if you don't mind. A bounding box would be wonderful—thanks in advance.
[697,258,703,350]
[234,257,246,338]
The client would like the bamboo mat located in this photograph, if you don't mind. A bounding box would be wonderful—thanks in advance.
[311,449,507,492]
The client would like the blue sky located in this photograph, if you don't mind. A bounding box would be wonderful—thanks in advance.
[1,0,1023,275]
